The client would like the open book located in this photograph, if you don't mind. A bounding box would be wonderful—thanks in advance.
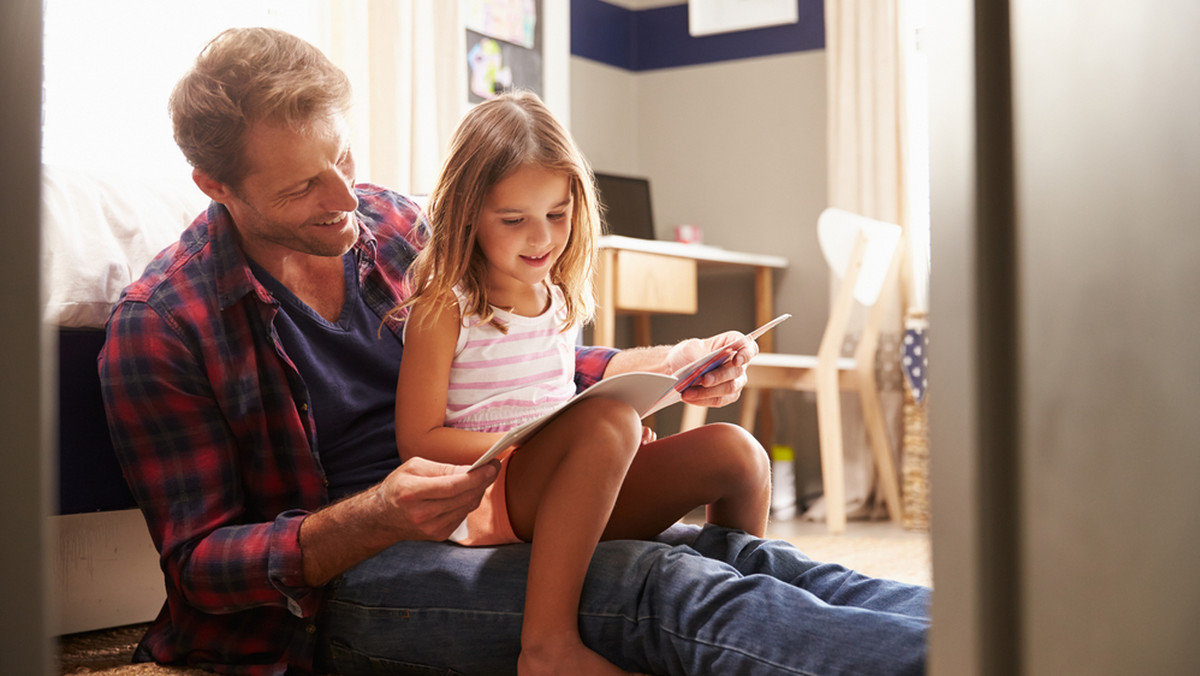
[468,313,790,470]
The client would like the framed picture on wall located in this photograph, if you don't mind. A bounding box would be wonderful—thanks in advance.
[687,0,799,36]
[464,0,543,103]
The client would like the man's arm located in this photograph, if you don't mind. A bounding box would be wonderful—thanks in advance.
[298,458,496,586]
[100,301,309,613]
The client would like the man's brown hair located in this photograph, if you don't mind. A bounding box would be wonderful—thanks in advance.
[169,27,352,189]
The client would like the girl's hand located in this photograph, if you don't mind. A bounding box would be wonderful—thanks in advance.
[640,425,657,446]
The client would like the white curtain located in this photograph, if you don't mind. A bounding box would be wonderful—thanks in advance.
[805,0,909,521]
[324,0,467,195]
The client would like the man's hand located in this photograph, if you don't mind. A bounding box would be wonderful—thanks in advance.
[666,331,758,408]
[300,457,498,586]
[377,457,499,542]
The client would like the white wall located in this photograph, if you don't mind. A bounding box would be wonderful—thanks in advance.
[572,50,828,347]
[633,53,827,344]
[571,58,642,175]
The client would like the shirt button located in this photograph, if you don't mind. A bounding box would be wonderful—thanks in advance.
[306,624,316,634]
[299,402,308,412]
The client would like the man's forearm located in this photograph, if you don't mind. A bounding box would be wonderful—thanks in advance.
[298,458,499,587]
[602,343,674,377]
[298,485,397,586]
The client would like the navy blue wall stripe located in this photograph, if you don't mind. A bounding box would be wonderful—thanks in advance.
[570,0,636,69]
[571,0,824,72]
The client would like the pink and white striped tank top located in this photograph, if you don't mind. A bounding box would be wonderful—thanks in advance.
[442,285,578,433]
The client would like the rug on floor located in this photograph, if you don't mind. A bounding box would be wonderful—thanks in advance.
[58,624,205,675]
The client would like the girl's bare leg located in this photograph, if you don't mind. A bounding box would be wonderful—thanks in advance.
[504,398,646,676]
[604,422,771,540]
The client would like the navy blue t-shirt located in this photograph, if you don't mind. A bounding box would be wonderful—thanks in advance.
[250,254,404,500]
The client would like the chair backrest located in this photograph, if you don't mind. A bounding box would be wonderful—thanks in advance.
[817,208,902,307]
[814,208,905,367]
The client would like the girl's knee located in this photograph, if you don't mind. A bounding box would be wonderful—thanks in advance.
[706,423,770,487]
[567,397,643,453]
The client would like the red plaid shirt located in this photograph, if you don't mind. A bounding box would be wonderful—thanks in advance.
[98,184,616,674]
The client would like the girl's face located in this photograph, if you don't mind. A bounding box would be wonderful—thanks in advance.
[475,164,572,311]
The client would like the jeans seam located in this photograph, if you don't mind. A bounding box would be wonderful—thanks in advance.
[326,599,523,619]
[656,622,818,676]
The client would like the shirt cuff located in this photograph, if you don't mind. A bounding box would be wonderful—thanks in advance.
[268,509,320,617]
[574,345,619,391]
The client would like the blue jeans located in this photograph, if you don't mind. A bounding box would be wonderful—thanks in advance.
[315,524,929,675]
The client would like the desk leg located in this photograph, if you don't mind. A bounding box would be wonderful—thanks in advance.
[634,315,652,347]
[594,248,616,347]
[755,266,775,353]
[752,266,776,444]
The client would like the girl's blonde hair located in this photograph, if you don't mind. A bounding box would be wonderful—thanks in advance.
[397,91,600,332]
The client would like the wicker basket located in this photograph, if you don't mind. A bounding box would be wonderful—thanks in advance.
[901,385,930,531]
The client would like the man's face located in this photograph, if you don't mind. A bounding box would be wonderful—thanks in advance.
[219,113,360,267]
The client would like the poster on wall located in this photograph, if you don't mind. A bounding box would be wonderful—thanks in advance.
[687,0,799,36]
[464,0,542,103]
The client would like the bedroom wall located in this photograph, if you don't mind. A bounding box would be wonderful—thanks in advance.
[569,0,828,492]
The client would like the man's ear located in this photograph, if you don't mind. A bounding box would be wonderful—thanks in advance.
[192,168,234,204]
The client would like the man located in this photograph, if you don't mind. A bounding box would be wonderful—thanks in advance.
[99,27,929,676]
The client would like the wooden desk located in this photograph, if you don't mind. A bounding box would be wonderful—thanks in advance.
[594,235,789,350]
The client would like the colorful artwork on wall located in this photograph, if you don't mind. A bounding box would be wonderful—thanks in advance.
[464,0,542,103]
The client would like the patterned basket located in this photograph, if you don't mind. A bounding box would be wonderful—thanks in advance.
[901,386,930,531]
[900,319,930,531]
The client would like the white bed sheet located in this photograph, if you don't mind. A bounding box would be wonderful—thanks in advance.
[41,165,209,328]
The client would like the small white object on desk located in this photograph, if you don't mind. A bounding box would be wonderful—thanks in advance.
[674,224,703,244]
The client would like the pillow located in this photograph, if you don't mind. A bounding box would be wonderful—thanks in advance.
[41,165,209,328]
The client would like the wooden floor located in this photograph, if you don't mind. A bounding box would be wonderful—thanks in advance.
[764,515,932,587]
[677,508,932,587]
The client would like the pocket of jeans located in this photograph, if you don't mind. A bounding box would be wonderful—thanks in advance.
[325,639,465,676]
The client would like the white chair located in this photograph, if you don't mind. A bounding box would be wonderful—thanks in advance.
[682,208,905,534]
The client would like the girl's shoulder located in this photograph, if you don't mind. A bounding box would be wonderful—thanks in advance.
[402,288,463,344]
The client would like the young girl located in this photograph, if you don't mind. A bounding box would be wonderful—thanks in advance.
[393,91,770,676]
